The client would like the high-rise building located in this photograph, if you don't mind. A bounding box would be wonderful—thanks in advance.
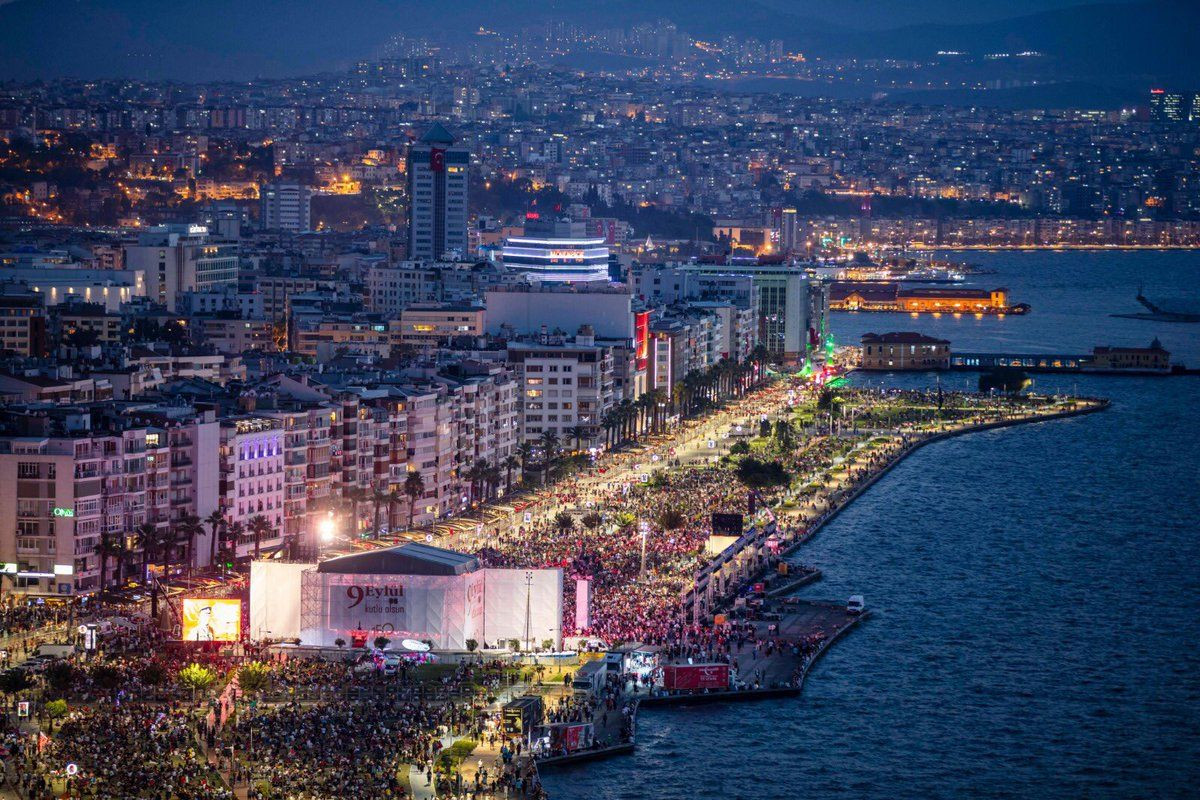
[122,224,238,311]
[780,207,800,254]
[260,182,312,233]
[406,122,469,260]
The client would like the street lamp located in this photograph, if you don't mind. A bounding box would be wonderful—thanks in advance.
[638,521,650,581]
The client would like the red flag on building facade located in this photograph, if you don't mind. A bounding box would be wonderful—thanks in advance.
[429,147,445,172]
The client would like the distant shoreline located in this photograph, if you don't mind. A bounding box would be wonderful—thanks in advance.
[915,245,1200,252]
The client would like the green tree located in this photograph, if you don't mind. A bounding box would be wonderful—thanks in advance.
[581,511,603,532]
[89,664,122,691]
[735,457,791,491]
[43,661,77,694]
[138,662,167,686]
[373,636,390,650]
[0,669,32,696]
[655,508,686,531]
[177,663,217,701]
[465,639,478,653]
[612,511,636,530]
[553,512,574,535]
[237,662,271,695]
[44,699,68,731]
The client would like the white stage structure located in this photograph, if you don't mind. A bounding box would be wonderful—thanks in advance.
[251,543,563,650]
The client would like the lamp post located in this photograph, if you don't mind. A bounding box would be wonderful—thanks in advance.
[523,571,533,653]
[638,521,650,581]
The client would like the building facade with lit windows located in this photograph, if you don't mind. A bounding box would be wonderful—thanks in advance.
[507,331,616,450]
[860,332,951,370]
[406,123,469,260]
[397,304,485,349]
[123,224,237,312]
[0,404,220,598]
[219,417,286,557]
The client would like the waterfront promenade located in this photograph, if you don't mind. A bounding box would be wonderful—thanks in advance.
[0,373,1107,800]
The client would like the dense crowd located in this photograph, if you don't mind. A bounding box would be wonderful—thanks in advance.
[0,376,1064,799]
[19,703,231,800]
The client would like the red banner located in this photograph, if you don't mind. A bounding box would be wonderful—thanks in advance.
[430,147,445,172]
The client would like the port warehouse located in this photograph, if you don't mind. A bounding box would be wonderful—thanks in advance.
[829,281,1023,313]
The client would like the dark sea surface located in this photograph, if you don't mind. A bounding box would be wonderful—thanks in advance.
[541,251,1200,799]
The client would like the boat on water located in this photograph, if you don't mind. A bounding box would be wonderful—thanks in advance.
[1110,287,1200,323]
[805,253,966,284]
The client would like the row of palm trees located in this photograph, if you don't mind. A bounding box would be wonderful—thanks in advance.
[91,510,285,604]
[600,348,772,448]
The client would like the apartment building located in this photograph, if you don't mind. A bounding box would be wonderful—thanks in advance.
[218,416,286,558]
[507,329,616,449]
[0,404,219,598]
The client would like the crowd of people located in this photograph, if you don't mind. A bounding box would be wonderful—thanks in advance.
[0,373,1066,799]
[19,703,232,800]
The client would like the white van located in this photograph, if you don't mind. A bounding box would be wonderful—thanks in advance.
[846,595,865,615]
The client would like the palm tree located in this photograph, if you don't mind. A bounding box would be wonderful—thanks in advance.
[581,511,603,533]
[204,510,225,572]
[403,472,426,530]
[566,425,587,454]
[466,460,489,503]
[247,514,273,560]
[635,393,655,438]
[539,430,559,466]
[93,532,120,606]
[516,441,535,485]
[484,464,502,501]
[601,409,620,449]
[553,512,574,536]
[345,486,367,538]
[176,513,204,572]
[502,454,521,494]
[134,523,159,586]
[371,488,389,539]
[386,489,402,535]
[225,520,245,565]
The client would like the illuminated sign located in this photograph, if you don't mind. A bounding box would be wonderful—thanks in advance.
[52,507,74,517]
[181,598,242,642]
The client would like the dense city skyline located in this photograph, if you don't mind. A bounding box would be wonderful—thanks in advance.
[0,6,1194,800]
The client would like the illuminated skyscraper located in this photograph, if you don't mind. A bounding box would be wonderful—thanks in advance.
[407,122,469,260]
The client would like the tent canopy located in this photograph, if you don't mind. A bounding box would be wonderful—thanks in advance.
[316,542,478,576]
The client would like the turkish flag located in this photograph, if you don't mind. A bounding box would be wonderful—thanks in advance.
[430,147,445,172]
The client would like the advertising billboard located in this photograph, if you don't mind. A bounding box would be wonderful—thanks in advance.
[181,598,242,642]
[634,310,650,371]
[661,663,730,691]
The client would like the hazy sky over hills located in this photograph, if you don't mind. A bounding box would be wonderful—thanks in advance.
[753,0,1093,28]
[0,0,1190,83]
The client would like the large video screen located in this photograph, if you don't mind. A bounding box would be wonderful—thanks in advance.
[181,598,242,642]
